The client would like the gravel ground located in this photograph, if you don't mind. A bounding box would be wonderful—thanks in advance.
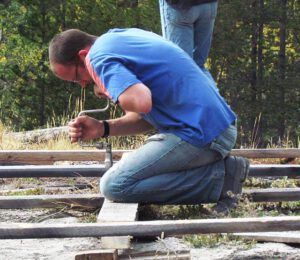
[1,176,300,259]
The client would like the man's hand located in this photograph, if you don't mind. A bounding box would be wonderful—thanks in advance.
[68,116,104,143]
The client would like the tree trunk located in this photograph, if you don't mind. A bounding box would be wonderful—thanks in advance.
[250,0,259,146]
[60,0,66,30]
[256,0,264,144]
[277,0,287,139]
[257,0,264,86]
[39,0,46,126]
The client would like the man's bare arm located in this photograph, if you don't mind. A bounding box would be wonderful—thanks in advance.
[68,82,154,143]
[68,111,153,143]
[118,83,152,114]
[108,111,153,136]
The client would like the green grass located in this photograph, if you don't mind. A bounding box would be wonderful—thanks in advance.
[3,187,44,196]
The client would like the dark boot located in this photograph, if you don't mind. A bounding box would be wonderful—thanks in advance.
[212,156,250,214]
[220,156,250,198]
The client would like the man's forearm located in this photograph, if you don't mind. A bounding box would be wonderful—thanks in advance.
[107,112,153,136]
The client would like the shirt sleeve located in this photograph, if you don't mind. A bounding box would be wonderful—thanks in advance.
[91,56,141,103]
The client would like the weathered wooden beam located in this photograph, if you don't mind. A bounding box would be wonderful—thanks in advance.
[98,200,139,249]
[120,250,191,260]
[0,150,125,165]
[1,188,298,210]
[230,148,300,158]
[74,249,118,260]
[248,164,300,178]
[0,148,299,165]
[1,216,300,239]
[0,164,298,178]
[246,188,300,202]
[233,231,300,244]
[0,194,104,209]
[0,164,106,178]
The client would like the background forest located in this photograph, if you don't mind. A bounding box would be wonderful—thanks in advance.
[0,0,299,147]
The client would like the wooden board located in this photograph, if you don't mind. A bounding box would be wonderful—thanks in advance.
[230,148,300,158]
[0,150,126,165]
[0,148,299,165]
[245,187,300,202]
[1,187,299,210]
[74,249,118,260]
[233,231,300,244]
[119,250,191,260]
[249,164,300,178]
[0,164,106,178]
[1,216,300,239]
[97,200,139,249]
[0,164,299,178]
[0,194,104,209]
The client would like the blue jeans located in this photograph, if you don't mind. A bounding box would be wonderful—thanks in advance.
[159,0,218,83]
[100,125,237,205]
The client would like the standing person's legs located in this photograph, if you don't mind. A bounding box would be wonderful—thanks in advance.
[159,0,218,86]
[100,125,237,205]
[193,2,218,83]
[159,0,196,58]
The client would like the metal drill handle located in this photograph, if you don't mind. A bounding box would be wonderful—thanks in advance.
[78,100,110,117]
[77,100,112,169]
[77,100,110,147]
[104,143,113,169]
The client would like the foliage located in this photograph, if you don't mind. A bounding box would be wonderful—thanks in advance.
[210,0,300,146]
[184,233,255,249]
[0,0,299,147]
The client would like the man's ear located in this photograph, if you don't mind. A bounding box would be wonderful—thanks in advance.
[78,49,88,62]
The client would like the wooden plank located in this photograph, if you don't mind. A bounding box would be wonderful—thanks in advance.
[249,164,300,178]
[1,188,298,210]
[0,194,104,209]
[75,249,118,260]
[1,216,300,239]
[98,200,139,249]
[119,251,191,260]
[1,164,298,179]
[0,164,106,178]
[233,231,300,244]
[0,148,299,165]
[0,150,126,165]
[245,188,300,202]
[230,148,300,158]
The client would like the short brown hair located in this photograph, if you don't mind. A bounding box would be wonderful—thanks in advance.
[49,29,97,66]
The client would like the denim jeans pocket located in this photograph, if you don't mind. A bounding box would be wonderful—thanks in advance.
[165,4,193,23]
[209,125,237,158]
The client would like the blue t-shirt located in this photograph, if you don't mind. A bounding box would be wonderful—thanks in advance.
[86,28,236,148]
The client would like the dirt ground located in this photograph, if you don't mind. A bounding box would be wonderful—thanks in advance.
[1,173,300,259]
